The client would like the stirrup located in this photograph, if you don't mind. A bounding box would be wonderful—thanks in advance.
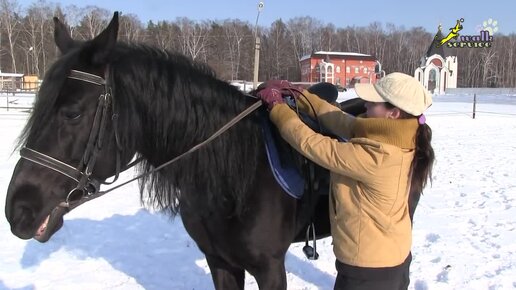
[302,222,319,260]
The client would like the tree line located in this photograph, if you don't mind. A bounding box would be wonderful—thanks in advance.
[1,0,515,87]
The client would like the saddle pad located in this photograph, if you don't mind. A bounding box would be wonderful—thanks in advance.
[261,111,305,199]
[260,100,348,199]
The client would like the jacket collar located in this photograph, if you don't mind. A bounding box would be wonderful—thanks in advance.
[352,117,419,149]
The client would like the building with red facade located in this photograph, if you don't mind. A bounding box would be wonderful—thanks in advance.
[299,51,381,87]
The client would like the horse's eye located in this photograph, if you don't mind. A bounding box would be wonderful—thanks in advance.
[62,110,82,120]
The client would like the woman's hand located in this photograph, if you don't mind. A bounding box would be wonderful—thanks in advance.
[256,87,284,110]
[255,80,303,110]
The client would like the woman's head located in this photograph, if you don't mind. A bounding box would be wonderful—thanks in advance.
[355,72,432,118]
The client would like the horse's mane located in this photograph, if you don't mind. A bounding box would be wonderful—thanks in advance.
[108,43,263,216]
[18,41,264,217]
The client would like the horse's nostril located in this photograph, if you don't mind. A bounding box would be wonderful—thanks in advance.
[12,202,36,227]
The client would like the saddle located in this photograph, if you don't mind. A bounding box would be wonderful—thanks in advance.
[260,107,345,199]
[260,82,346,200]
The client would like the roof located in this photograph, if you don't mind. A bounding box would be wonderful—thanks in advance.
[300,51,376,61]
[0,71,24,77]
[426,24,456,58]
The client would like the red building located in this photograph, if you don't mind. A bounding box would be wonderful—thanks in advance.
[299,51,381,87]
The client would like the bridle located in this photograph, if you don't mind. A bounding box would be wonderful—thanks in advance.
[19,68,262,211]
[20,68,128,209]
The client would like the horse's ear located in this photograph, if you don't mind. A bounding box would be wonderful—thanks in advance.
[53,17,75,54]
[89,11,119,65]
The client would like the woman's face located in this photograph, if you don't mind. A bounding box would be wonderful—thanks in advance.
[364,101,399,119]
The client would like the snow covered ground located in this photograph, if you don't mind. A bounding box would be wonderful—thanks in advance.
[0,93,35,111]
[0,96,515,290]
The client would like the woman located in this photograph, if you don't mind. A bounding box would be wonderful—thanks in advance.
[257,73,435,290]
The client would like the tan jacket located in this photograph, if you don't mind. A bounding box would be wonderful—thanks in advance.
[269,91,419,268]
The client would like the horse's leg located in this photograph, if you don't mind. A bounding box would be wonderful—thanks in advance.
[205,254,245,290]
[180,161,296,290]
[181,211,245,290]
[248,257,287,290]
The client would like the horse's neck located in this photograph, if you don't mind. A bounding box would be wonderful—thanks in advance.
[119,75,242,165]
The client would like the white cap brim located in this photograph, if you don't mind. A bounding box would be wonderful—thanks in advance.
[354,83,386,103]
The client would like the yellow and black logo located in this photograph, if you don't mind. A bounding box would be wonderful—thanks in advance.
[435,18,493,48]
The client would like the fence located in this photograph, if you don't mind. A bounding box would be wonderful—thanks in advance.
[0,80,40,94]
[0,80,39,111]
[431,91,516,118]
[0,93,36,112]
[445,88,516,95]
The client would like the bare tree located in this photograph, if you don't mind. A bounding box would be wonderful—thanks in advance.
[480,48,497,87]
[261,20,295,80]
[77,6,110,39]
[222,20,248,80]
[58,4,84,39]
[146,21,180,52]
[316,24,336,52]
[119,13,144,43]
[175,17,209,61]
[0,0,21,73]
[22,2,54,76]
[286,16,323,76]
[364,22,385,60]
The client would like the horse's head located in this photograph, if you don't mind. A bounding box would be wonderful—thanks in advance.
[5,12,130,242]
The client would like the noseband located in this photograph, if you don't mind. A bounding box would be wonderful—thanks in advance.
[20,69,123,208]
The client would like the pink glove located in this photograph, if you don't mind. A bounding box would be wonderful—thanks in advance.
[257,80,293,91]
[256,87,284,110]
[255,80,304,110]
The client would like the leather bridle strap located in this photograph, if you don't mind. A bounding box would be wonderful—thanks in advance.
[69,70,106,86]
[20,147,86,183]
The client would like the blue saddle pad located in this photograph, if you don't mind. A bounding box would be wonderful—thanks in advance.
[261,112,305,199]
[260,104,346,199]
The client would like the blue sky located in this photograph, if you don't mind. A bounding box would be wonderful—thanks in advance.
[17,0,516,35]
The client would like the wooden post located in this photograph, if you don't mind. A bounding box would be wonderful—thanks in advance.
[472,93,476,119]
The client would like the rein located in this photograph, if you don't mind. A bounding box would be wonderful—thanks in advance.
[71,98,262,210]
[20,68,262,211]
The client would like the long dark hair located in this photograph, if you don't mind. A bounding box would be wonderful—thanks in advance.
[386,103,435,197]
[410,123,434,194]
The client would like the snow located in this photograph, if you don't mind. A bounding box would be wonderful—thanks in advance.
[1,96,515,290]
[0,93,35,111]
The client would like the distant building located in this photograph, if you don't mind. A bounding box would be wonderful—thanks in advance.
[22,75,40,91]
[0,71,24,91]
[414,25,458,94]
[299,51,381,87]
[0,71,40,92]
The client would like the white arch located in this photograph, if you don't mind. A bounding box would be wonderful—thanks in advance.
[424,63,440,94]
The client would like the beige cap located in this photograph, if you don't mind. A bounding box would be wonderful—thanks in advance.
[355,72,432,116]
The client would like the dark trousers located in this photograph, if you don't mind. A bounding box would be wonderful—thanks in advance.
[334,270,409,290]
[333,256,411,290]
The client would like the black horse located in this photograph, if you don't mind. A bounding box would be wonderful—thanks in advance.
[5,13,366,289]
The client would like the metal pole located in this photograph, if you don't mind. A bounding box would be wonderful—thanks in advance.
[253,2,264,90]
[253,37,260,90]
[472,93,477,119]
